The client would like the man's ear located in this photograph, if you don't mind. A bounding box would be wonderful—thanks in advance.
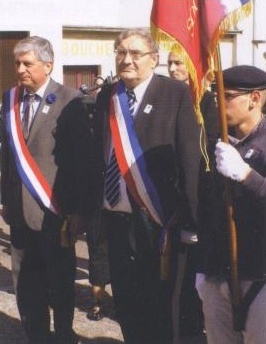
[44,61,53,75]
[151,53,159,68]
[249,90,261,110]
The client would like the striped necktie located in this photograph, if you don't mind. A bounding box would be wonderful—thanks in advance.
[22,93,36,140]
[126,89,136,116]
[104,89,136,207]
[104,149,120,207]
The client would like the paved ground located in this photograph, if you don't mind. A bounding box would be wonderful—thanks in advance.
[0,215,207,344]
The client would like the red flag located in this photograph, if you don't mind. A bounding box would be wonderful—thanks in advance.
[150,0,253,123]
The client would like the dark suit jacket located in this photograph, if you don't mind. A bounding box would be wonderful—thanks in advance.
[1,78,80,231]
[53,94,103,220]
[97,73,201,230]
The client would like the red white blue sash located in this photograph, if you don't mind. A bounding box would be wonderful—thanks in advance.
[4,87,59,215]
[109,81,165,228]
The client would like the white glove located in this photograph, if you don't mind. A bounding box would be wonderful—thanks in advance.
[215,141,251,182]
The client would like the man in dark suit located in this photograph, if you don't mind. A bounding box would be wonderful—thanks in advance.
[57,81,111,322]
[95,29,201,344]
[1,36,81,344]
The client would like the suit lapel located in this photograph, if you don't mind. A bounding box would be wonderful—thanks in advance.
[103,111,111,165]
[134,74,158,136]
[27,79,59,143]
[103,85,116,165]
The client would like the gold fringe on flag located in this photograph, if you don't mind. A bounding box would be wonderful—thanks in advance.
[209,1,253,57]
[150,21,209,171]
[151,1,253,172]
[150,21,204,126]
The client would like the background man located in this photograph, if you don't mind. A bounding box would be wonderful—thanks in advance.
[96,29,201,344]
[167,51,220,341]
[168,51,220,138]
[58,72,112,323]
[1,36,81,344]
[85,75,111,322]
[80,74,111,321]
[196,65,266,344]
[168,52,189,83]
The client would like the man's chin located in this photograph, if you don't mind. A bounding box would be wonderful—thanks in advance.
[119,71,135,80]
[19,80,30,87]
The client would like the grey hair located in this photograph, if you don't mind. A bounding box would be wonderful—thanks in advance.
[114,28,159,53]
[14,36,54,62]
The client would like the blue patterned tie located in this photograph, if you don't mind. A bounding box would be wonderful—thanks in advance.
[104,149,120,207]
[126,89,136,117]
[104,89,136,207]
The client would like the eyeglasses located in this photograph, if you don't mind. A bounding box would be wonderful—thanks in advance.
[114,49,154,60]
[223,91,251,101]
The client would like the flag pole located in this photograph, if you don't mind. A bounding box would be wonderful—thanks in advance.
[213,47,242,331]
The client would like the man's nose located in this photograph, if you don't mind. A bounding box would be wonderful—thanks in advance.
[123,51,133,63]
[16,63,26,73]
[169,63,176,71]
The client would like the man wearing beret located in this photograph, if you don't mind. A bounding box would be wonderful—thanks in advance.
[196,65,266,344]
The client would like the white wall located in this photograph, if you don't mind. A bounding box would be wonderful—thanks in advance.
[0,0,265,83]
[0,0,63,80]
[252,0,266,69]
[0,0,154,81]
[60,0,153,28]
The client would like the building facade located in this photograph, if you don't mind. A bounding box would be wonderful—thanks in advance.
[0,0,265,95]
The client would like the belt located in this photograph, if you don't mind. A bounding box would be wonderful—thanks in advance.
[102,209,136,251]
[102,209,133,222]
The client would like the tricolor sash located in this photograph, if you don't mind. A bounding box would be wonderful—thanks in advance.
[109,81,165,229]
[4,86,59,215]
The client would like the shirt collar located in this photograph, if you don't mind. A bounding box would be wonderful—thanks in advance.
[129,73,154,103]
[23,77,51,99]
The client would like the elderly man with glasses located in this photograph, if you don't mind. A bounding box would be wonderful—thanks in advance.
[93,28,201,344]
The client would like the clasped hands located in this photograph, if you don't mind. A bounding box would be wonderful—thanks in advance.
[215,141,251,182]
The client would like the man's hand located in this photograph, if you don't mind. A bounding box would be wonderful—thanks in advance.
[180,229,198,244]
[62,215,89,247]
[215,141,251,182]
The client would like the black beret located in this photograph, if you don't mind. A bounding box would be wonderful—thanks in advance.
[222,65,266,91]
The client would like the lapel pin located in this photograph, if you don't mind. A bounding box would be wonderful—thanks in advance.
[42,105,50,114]
[144,104,153,114]
[245,149,254,159]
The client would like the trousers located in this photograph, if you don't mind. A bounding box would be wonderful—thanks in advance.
[196,274,266,344]
[172,248,188,344]
[11,225,76,344]
[103,209,174,344]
